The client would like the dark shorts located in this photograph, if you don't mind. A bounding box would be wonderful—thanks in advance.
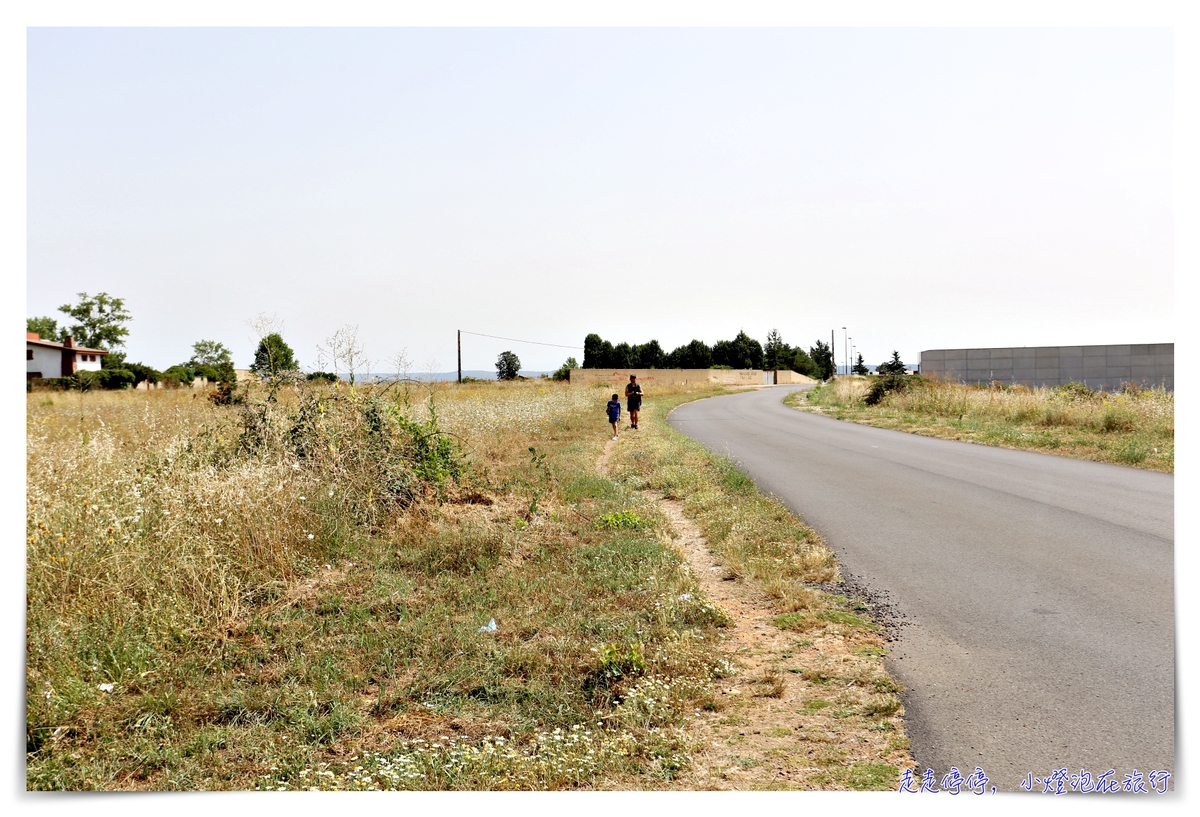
[627,397,642,411]
[608,415,620,424]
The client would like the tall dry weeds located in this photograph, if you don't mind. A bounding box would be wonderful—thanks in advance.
[801,376,1173,470]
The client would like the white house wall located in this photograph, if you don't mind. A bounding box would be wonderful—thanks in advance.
[27,344,104,377]
[28,345,62,377]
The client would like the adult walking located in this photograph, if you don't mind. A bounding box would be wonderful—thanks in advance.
[625,374,644,430]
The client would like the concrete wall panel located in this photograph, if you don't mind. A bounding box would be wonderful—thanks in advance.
[920,344,1172,391]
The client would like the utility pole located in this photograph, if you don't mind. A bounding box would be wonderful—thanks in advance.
[457,329,461,384]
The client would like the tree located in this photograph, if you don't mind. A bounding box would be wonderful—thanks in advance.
[58,292,132,350]
[552,356,578,381]
[631,340,666,369]
[876,351,907,376]
[789,347,818,377]
[495,350,521,381]
[712,330,764,369]
[162,365,195,387]
[27,316,62,341]
[763,328,788,370]
[583,333,615,368]
[852,353,870,376]
[610,342,634,369]
[809,340,835,380]
[251,333,299,378]
[666,339,713,369]
[188,339,236,383]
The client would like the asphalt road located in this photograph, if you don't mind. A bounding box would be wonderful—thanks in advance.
[668,386,1174,791]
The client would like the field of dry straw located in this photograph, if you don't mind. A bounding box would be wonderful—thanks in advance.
[795,376,1173,472]
[27,378,908,790]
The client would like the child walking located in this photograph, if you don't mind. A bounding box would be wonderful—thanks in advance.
[606,393,621,440]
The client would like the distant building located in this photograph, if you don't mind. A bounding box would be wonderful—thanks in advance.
[920,344,1173,391]
[26,333,108,380]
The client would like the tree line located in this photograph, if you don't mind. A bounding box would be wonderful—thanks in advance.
[580,329,837,379]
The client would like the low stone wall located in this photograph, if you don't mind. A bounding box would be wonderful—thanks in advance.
[568,368,765,387]
[775,370,817,385]
[135,377,211,391]
[920,344,1173,391]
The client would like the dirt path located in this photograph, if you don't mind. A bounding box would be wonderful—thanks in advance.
[597,437,910,790]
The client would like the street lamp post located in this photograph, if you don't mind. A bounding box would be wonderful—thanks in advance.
[842,327,847,376]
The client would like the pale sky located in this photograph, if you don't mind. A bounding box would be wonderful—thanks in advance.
[25,26,1174,373]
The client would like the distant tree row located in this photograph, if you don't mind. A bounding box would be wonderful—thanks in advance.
[581,330,837,379]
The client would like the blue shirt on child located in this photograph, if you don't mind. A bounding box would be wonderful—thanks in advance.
[607,400,621,421]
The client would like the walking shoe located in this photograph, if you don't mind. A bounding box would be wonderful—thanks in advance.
[612,435,619,440]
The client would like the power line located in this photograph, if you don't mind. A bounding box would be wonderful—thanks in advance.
[460,330,583,350]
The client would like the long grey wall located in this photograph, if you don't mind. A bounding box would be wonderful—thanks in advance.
[919,344,1173,391]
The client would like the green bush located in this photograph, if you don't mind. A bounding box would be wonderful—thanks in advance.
[865,375,912,406]
[124,362,161,386]
[551,357,578,381]
[33,377,73,391]
[97,367,136,390]
[1053,381,1095,400]
[239,387,465,523]
[163,365,195,385]
[307,372,339,384]
[595,511,650,530]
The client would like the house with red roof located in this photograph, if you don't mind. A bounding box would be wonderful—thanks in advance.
[26,332,108,380]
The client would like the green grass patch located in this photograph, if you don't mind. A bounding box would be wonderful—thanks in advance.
[844,762,900,791]
[595,510,651,530]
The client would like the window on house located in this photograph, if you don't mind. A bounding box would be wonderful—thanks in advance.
[27,349,33,360]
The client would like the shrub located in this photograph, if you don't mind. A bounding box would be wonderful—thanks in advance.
[209,381,242,406]
[551,357,578,382]
[97,367,136,390]
[1053,382,1095,400]
[1097,402,1136,433]
[306,372,339,383]
[124,362,161,386]
[595,511,650,530]
[864,375,911,406]
[163,365,195,385]
[241,387,465,522]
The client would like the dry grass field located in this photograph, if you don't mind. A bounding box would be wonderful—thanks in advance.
[27,378,910,790]
[791,376,1173,472]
